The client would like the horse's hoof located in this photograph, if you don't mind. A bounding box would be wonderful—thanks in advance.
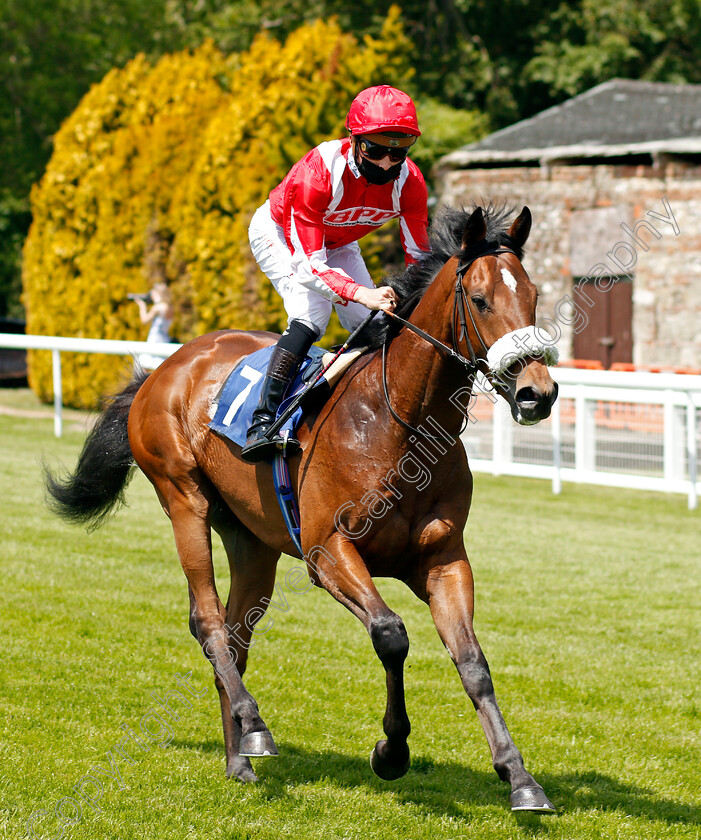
[226,757,259,782]
[370,740,410,781]
[239,730,279,757]
[510,786,556,813]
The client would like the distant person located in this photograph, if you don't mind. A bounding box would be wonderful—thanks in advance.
[128,281,174,371]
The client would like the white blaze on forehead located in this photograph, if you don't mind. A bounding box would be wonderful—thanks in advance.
[500,267,518,292]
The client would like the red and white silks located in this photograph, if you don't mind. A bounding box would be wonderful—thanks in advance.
[249,137,429,335]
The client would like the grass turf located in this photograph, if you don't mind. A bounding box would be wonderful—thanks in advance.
[0,405,699,839]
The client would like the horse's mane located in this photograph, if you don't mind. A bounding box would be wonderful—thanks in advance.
[350,203,524,351]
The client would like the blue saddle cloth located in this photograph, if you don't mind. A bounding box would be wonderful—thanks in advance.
[208,344,327,447]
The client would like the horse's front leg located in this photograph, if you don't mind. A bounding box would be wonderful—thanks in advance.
[312,535,411,780]
[416,554,555,812]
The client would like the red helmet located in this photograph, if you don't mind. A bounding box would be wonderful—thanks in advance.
[345,85,421,137]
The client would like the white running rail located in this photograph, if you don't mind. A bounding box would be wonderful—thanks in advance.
[465,368,701,510]
[0,333,181,438]
[1,334,699,509]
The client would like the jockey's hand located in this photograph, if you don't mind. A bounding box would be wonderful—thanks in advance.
[353,285,398,313]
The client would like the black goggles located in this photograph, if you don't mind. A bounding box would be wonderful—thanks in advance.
[357,137,411,163]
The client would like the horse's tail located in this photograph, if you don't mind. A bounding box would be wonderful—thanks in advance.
[45,370,150,530]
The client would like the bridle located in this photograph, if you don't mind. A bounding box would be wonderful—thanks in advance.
[453,247,517,368]
[381,248,516,441]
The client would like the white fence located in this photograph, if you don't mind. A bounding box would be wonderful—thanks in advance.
[465,368,701,509]
[1,333,700,509]
[0,333,180,438]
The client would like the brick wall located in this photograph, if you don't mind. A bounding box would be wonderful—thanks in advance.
[434,160,701,368]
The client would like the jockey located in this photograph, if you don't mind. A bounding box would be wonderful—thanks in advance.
[241,84,430,462]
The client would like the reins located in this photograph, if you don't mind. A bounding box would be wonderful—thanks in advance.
[381,248,516,442]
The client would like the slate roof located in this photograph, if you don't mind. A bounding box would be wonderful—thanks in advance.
[440,79,701,168]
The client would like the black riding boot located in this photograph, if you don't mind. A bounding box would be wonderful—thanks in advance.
[240,320,318,463]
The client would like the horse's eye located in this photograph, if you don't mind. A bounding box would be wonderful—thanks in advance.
[471,296,489,313]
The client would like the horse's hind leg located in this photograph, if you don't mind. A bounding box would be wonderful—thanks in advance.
[153,474,277,764]
[413,553,555,813]
[312,536,411,780]
[186,586,261,782]
[209,502,280,781]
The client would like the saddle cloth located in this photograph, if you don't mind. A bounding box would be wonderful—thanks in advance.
[208,343,366,447]
[208,345,326,446]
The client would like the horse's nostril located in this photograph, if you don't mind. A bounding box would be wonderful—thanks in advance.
[516,386,539,406]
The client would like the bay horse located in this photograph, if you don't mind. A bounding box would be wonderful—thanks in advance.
[46,205,559,812]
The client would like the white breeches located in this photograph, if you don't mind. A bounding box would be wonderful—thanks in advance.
[248,201,375,337]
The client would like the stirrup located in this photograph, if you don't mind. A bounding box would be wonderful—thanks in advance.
[241,428,300,463]
[241,430,277,463]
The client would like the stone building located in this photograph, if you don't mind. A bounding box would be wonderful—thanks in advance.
[434,79,701,370]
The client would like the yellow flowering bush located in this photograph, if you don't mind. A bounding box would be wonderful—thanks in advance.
[23,10,412,407]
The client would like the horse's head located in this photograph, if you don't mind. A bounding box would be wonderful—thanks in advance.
[456,206,558,425]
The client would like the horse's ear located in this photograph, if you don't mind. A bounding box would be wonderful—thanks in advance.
[508,206,532,249]
[462,207,487,248]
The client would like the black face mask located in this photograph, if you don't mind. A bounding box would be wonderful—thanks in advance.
[357,155,403,185]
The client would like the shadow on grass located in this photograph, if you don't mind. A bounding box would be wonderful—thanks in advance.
[536,769,701,827]
[171,738,699,828]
